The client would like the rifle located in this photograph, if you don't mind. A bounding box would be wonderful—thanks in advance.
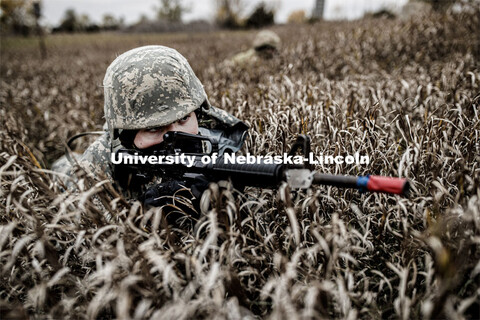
[113,132,409,196]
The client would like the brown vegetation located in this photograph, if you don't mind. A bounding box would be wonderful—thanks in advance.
[1,5,479,319]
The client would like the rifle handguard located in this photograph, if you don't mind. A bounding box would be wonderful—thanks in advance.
[201,157,284,188]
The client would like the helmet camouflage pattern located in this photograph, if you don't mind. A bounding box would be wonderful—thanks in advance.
[253,30,281,50]
[103,45,209,132]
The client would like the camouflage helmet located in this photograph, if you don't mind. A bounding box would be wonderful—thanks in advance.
[252,30,281,50]
[103,45,209,132]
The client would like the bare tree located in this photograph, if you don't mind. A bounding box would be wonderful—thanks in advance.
[78,14,91,30]
[58,9,78,32]
[156,0,188,22]
[287,10,307,24]
[215,0,245,28]
[103,14,121,30]
[245,3,275,29]
[32,0,47,59]
[0,0,36,35]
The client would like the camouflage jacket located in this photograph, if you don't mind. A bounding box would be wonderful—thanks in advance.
[228,49,259,68]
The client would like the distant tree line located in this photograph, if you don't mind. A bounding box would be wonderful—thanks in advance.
[0,0,126,35]
[215,0,275,29]
[131,0,276,32]
[6,0,467,36]
[52,9,124,33]
[1,0,280,36]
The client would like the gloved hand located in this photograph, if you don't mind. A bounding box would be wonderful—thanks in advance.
[142,180,186,207]
[141,177,210,208]
[190,175,210,199]
[141,178,211,226]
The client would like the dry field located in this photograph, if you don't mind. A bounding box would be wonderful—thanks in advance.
[1,5,479,319]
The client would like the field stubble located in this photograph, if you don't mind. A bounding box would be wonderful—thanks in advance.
[1,6,479,319]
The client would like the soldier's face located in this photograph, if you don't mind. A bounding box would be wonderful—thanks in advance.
[133,112,199,149]
[258,47,276,59]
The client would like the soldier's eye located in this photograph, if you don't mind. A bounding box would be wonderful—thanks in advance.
[146,127,163,133]
[178,115,190,123]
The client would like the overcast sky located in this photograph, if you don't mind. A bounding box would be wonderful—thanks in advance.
[41,0,408,26]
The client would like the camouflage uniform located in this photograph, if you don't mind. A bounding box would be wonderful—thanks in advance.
[52,45,248,202]
[229,30,281,67]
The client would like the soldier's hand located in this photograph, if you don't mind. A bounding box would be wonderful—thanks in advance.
[142,180,186,207]
[190,175,210,199]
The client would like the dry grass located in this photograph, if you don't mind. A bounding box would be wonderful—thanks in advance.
[1,5,479,319]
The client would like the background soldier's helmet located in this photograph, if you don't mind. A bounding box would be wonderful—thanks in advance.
[252,30,281,50]
[103,45,209,132]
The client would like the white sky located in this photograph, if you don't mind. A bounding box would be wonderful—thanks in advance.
[41,0,408,26]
